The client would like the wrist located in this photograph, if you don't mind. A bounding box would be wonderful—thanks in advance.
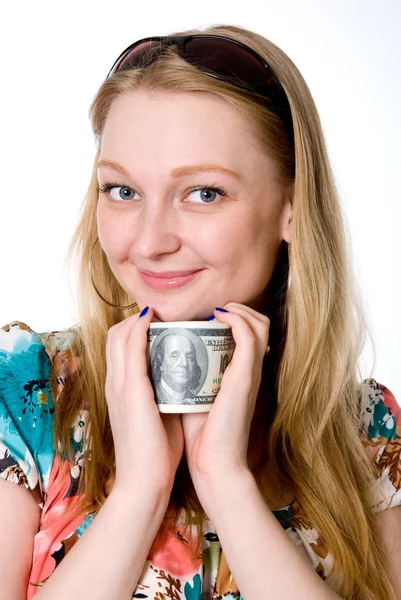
[194,466,254,506]
[196,468,261,524]
[109,481,172,513]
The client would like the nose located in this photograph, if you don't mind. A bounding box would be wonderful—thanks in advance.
[133,201,181,259]
[176,353,188,368]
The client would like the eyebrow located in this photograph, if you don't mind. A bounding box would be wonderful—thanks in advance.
[97,159,242,180]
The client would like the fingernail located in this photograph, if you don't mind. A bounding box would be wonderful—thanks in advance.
[207,315,215,321]
[215,307,229,313]
[139,306,149,318]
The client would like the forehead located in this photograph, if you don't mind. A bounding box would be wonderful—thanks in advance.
[164,335,193,352]
[100,89,274,183]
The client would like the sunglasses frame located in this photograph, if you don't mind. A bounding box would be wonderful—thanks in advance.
[107,34,294,148]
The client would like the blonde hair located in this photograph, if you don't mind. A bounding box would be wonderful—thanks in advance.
[52,24,394,598]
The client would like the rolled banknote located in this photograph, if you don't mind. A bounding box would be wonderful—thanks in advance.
[146,321,235,413]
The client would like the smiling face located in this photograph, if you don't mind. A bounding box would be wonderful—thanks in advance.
[96,89,293,322]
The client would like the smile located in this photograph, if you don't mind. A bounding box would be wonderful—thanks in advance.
[138,269,204,290]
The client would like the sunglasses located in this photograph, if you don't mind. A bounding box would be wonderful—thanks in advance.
[107,34,294,149]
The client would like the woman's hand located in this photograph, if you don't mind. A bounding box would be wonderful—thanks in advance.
[181,302,270,493]
[105,307,184,497]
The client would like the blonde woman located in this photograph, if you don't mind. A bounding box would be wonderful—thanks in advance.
[0,24,400,600]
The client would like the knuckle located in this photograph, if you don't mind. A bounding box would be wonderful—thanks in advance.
[225,301,237,309]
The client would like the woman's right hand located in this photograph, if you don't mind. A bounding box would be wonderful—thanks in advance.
[105,307,184,497]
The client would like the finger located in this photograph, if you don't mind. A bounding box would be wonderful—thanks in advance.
[212,305,270,356]
[212,309,262,385]
[106,312,141,393]
[124,308,157,404]
[223,301,270,327]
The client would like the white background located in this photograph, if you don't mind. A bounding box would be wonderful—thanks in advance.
[0,0,400,399]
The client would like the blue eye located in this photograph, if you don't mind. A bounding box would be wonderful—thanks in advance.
[98,183,137,201]
[188,186,227,204]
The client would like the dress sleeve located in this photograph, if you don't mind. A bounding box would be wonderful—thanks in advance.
[0,321,55,509]
[360,377,401,513]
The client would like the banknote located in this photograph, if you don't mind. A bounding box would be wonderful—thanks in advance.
[147,321,235,413]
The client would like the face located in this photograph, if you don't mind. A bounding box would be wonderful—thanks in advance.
[96,90,293,322]
[161,334,196,391]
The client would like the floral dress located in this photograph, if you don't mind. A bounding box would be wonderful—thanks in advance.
[0,320,400,599]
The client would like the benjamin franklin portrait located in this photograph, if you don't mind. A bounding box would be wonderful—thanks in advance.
[150,331,205,404]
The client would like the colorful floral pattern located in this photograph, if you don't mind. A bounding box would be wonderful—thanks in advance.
[1,321,400,599]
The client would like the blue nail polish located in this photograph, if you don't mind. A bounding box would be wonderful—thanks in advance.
[139,306,149,318]
[215,307,229,313]
[207,316,215,321]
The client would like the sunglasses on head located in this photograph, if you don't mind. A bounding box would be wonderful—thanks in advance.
[107,34,294,149]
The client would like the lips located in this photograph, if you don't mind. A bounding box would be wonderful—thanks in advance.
[139,269,201,278]
[138,268,203,290]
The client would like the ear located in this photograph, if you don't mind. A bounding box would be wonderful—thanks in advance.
[281,183,294,244]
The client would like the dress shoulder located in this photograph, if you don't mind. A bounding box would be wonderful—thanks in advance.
[359,377,401,512]
[0,320,78,508]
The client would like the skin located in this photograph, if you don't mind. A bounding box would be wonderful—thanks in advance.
[96,89,293,322]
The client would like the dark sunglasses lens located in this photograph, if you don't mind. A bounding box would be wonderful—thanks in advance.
[116,40,162,72]
[184,38,266,88]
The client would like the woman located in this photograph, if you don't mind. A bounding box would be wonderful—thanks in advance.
[0,23,400,599]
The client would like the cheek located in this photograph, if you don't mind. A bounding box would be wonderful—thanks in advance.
[197,211,272,268]
[210,210,279,295]
[192,217,247,263]
[97,205,131,260]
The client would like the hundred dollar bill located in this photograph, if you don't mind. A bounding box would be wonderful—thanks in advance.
[147,321,235,413]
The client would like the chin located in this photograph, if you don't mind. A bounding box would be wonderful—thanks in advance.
[152,305,210,323]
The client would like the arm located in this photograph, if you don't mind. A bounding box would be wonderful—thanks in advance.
[182,304,340,598]
[375,504,401,597]
[0,479,41,600]
[34,486,170,600]
[0,312,183,600]
[34,309,182,599]
[199,469,340,600]
[0,478,170,600]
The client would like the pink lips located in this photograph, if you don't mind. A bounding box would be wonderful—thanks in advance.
[138,269,203,289]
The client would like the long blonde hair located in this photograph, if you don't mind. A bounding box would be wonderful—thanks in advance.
[52,24,394,598]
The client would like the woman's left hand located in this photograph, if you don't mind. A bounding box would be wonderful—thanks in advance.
[181,302,270,494]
